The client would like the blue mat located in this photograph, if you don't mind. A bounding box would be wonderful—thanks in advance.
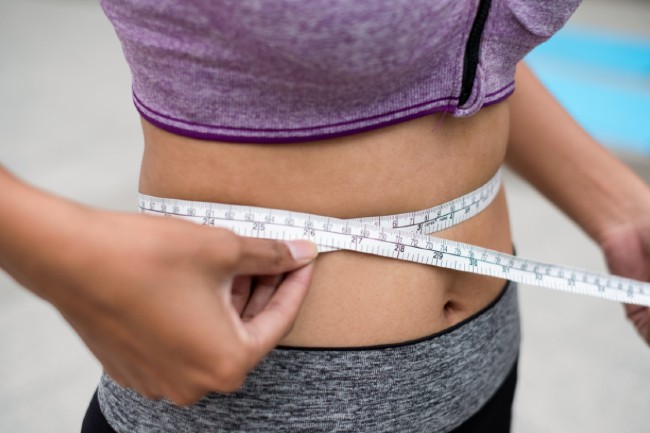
[526,26,650,154]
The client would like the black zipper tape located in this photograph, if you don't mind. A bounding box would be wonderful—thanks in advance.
[459,0,492,107]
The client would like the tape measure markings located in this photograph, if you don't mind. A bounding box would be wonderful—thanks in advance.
[138,171,650,307]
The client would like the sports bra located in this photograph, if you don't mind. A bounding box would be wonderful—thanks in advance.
[100,0,580,143]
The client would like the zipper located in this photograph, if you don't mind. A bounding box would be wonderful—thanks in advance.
[459,0,492,106]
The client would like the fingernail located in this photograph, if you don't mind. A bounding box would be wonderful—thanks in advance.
[285,240,319,262]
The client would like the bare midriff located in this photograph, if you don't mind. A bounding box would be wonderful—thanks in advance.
[139,101,513,347]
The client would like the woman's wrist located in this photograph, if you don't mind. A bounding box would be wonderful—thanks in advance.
[585,163,650,247]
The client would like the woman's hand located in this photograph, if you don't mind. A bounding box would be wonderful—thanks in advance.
[56,210,317,405]
[0,168,318,405]
[600,220,650,345]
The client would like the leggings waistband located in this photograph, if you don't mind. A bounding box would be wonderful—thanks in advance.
[98,281,520,433]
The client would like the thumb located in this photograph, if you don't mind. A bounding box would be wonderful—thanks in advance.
[233,238,319,276]
[242,263,314,365]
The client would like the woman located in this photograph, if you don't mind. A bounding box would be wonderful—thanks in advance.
[1,1,648,432]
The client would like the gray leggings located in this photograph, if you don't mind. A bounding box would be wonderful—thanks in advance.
[98,282,520,433]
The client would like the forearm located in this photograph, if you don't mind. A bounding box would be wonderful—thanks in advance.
[0,166,88,302]
[505,63,650,244]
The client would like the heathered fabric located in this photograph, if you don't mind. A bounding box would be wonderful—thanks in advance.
[98,282,520,433]
[99,0,580,142]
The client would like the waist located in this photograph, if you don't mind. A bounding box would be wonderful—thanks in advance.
[137,103,514,346]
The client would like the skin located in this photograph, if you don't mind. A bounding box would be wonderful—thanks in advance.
[139,96,513,347]
[1,62,647,407]
[0,167,319,405]
[139,62,650,347]
[507,64,650,344]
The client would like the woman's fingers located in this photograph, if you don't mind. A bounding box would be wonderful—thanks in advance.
[233,238,318,275]
[231,275,252,315]
[242,275,283,321]
[624,304,650,343]
[223,237,317,320]
[242,263,314,365]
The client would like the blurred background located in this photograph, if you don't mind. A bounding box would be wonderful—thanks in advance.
[1,0,649,432]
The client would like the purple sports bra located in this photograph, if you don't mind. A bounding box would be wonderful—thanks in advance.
[100,0,580,143]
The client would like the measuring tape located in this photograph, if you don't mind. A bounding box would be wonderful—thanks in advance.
[139,169,650,307]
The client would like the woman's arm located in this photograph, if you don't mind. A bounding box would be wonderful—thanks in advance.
[506,63,650,343]
[0,166,318,404]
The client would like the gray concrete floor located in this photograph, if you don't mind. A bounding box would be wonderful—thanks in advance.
[1,1,649,432]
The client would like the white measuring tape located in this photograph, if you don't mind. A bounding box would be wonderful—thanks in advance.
[139,169,650,307]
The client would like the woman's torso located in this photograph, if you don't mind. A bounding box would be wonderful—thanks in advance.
[138,101,512,347]
[104,0,582,346]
